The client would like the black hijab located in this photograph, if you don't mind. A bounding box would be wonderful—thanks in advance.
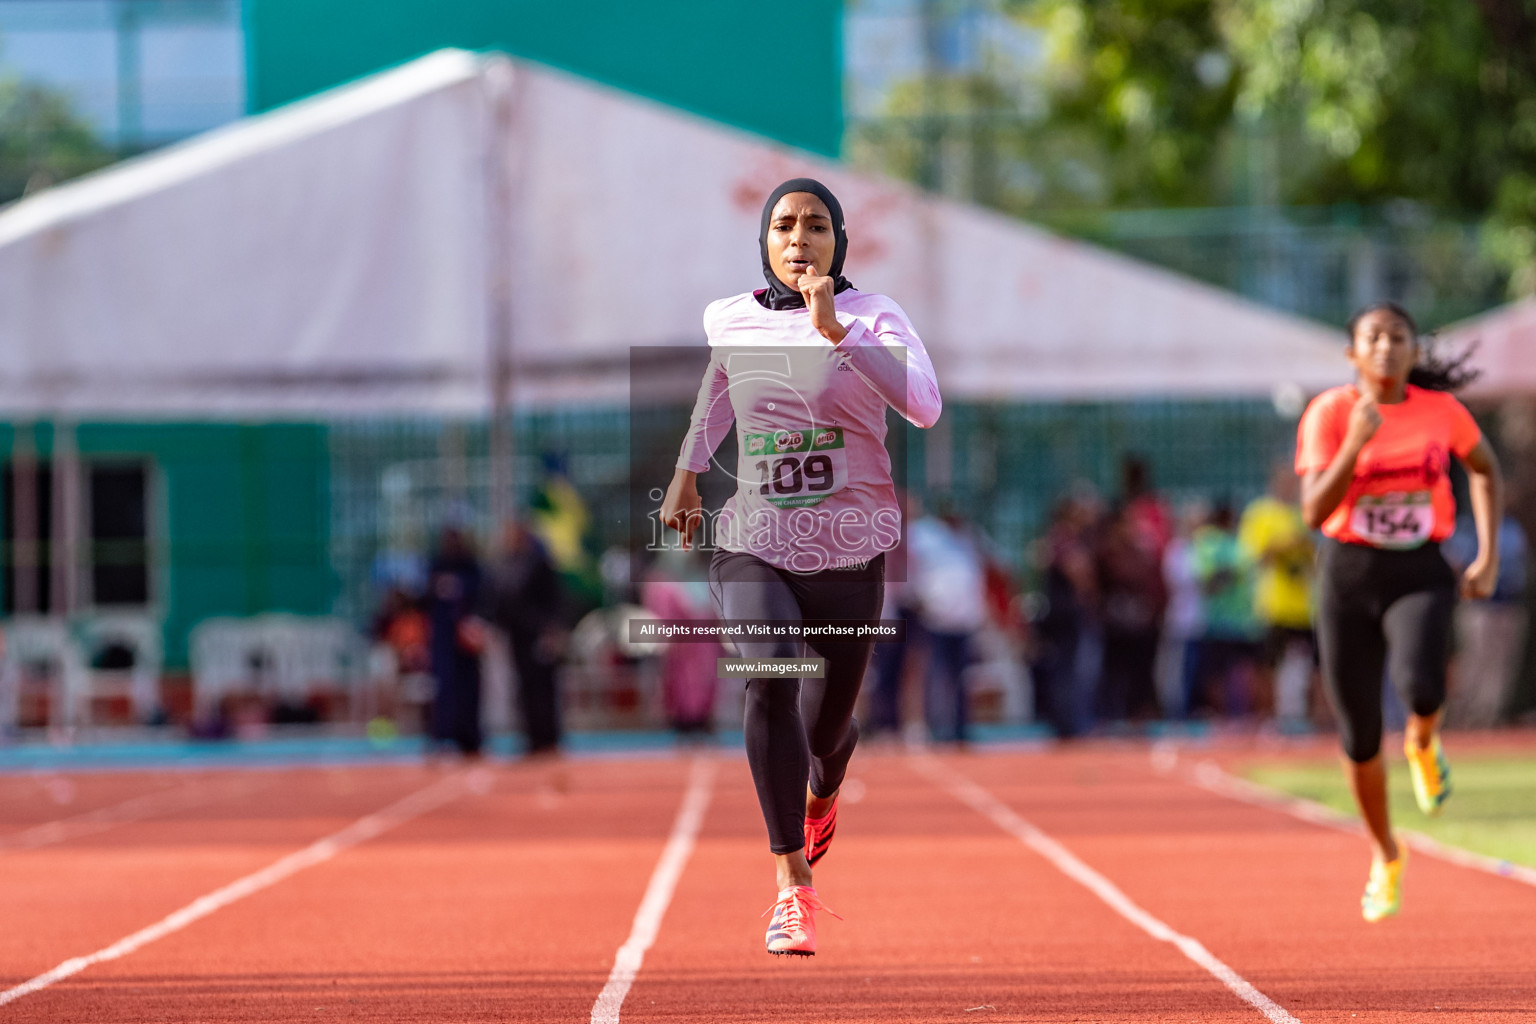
[756,177,855,311]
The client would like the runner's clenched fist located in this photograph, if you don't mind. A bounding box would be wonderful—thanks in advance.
[797,265,847,344]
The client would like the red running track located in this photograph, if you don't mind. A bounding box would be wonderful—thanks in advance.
[1,745,1533,1022]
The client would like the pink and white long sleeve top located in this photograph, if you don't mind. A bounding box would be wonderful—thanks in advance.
[676,289,942,573]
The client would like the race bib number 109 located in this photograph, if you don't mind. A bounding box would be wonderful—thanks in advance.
[742,427,847,508]
[1350,491,1434,550]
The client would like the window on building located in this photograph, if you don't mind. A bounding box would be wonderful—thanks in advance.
[88,463,150,606]
[2,458,152,614]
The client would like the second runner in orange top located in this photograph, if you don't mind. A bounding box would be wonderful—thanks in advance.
[1295,300,1502,924]
[1296,382,1481,549]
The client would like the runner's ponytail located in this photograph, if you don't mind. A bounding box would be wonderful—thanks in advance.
[1345,301,1479,393]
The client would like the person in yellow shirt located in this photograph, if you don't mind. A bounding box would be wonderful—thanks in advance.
[1239,463,1316,727]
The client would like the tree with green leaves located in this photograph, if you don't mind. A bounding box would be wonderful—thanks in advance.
[851,0,1536,297]
[0,74,113,206]
[1217,0,1536,293]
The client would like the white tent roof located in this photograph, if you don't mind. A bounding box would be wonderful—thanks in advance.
[0,49,1350,417]
[1437,298,1536,399]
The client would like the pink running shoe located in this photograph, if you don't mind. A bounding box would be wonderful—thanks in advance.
[762,885,841,956]
[803,796,839,867]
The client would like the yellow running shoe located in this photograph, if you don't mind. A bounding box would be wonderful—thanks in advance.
[1361,845,1406,923]
[1405,734,1452,817]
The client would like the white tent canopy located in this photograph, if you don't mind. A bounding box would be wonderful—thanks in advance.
[0,49,1351,417]
[1438,298,1536,399]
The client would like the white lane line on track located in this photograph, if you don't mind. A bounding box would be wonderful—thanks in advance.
[590,756,716,1024]
[1184,758,1536,889]
[913,756,1303,1024]
[0,769,478,1008]
[0,776,267,853]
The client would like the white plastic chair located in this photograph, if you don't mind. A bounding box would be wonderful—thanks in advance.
[0,616,88,729]
[72,612,163,724]
[257,615,364,708]
[190,614,364,717]
[189,617,270,716]
[565,604,663,729]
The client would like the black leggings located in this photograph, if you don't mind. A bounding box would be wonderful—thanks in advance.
[1314,539,1456,763]
[710,549,884,855]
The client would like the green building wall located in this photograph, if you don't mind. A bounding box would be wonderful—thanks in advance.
[245,0,846,157]
[3,423,334,670]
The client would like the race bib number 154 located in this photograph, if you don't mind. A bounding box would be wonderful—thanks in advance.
[1350,491,1434,550]
[741,427,847,508]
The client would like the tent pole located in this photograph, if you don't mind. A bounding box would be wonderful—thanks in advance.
[10,423,38,616]
[50,418,80,618]
[485,57,517,539]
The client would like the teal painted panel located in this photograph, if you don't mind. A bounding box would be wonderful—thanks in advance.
[246,0,844,156]
[70,423,335,669]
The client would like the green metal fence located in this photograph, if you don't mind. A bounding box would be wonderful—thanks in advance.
[327,398,1301,614]
[12,398,1534,718]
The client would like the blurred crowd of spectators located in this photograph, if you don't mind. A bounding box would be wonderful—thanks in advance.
[1016,457,1529,740]
[368,455,1531,757]
[371,520,565,758]
[854,455,1531,744]
[1028,460,1319,738]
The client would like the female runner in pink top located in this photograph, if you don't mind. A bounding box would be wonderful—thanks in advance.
[661,178,941,956]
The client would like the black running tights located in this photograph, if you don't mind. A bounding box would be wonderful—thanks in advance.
[1314,539,1456,764]
[709,549,884,855]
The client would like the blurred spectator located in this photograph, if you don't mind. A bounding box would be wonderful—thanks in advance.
[1444,502,1529,727]
[909,504,988,744]
[426,527,486,757]
[370,548,427,601]
[1191,502,1262,717]
[374,586,430,673]
[1239,465,1317,728]
[486,519,565,754]
[532,460,603,612]
[974,553,1032,725]
[1121,456,1173,559]
[867,575,922,738]
[641,547,720,736]
[371,584,432,731]
[1095,504,1167,724]
[1030,494,1102,738]
[1158,501,1208,719]
[868,493,923,738]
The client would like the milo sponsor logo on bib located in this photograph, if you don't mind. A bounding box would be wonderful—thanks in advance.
[1350,491,1434,550]
[741,426,848,508]
[773,430,804,453]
